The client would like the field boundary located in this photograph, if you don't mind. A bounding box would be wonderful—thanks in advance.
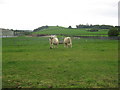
[28,34,120,40]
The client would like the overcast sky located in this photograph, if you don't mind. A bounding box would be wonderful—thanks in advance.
[0,0,119,30]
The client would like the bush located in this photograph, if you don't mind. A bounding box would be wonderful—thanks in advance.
[88,28,99,32]
[108,28,119,37]
[68,26,72,29]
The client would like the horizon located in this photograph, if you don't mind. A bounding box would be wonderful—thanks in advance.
[1,24,116,31]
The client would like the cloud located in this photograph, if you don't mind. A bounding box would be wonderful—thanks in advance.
[0,0,118,30]
[0,0,5,4]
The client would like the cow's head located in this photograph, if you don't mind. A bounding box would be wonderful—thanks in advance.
[50,47,53,49]
[50,37,54,40]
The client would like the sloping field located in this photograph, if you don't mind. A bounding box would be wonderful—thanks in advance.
[2,37,118,88]
[33,26,109,36]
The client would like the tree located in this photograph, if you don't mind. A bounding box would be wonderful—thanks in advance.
[76,25,79,28]
[115,26,120,32]
[89,28,99,32]
[68,26,72,29]
[108,28,119,37]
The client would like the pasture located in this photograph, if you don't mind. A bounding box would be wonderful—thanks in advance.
[2,36,118,88]
[33,26,109,36]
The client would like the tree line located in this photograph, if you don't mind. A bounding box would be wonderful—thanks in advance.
[34,24,116,31]
[69,24,114,29]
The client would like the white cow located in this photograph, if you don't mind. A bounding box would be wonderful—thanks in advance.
[64,37,72,48]
[49,35,59,49]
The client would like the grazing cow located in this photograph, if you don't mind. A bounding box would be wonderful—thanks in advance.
[64,37,72,48]
[49,35,59,49]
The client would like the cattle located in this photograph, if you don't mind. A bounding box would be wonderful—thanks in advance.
[49,35,59,49]
[64,37,72,48]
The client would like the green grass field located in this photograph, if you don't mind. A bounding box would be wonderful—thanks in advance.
[2,36,118,88]
[33,26,109,36]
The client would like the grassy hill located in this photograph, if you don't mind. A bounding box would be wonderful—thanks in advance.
[33,26,109,36]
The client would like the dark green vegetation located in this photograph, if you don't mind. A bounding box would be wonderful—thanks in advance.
[2,37,118,88]
[108,28,119,37]
[75,24,113,29]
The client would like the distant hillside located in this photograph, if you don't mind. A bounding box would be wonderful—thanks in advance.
[33,26,65,32]
[32,26,109,36]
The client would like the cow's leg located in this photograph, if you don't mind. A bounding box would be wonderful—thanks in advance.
[55,45,57,48]
[70,43,72,48]
[53,45,55,48]
[54,44,57,48]
[50,44,52,48]
[56,44,58,48]
[66,44,68,48]
[53,44,57,48]
[50,44,53,49]
[50,45,53,49]
[64,43,67,48]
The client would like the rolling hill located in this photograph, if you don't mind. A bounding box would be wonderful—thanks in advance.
[32,26,109,36]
